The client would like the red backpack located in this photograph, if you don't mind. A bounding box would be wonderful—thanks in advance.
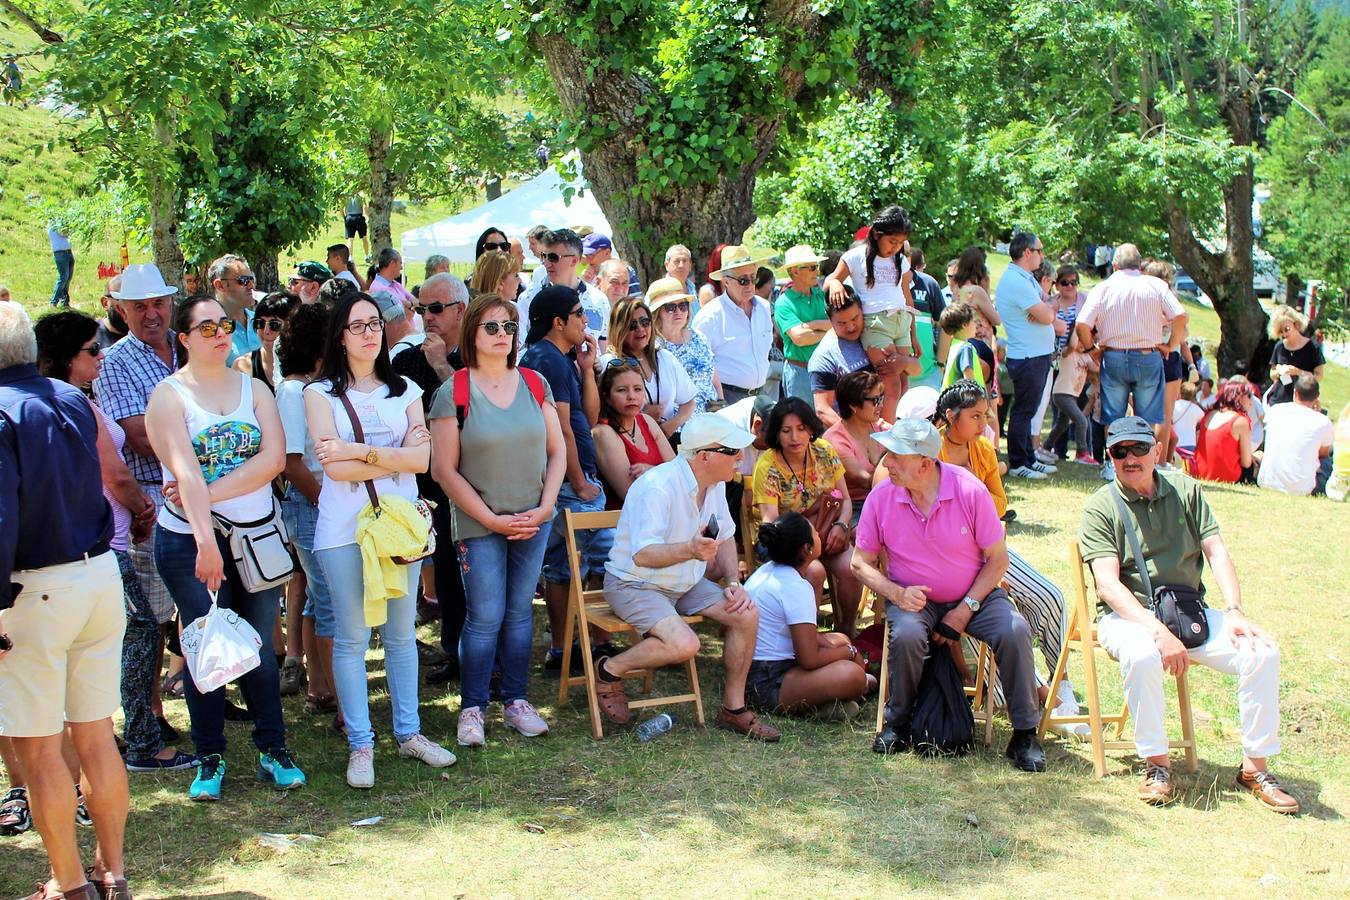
[451,367,548,427]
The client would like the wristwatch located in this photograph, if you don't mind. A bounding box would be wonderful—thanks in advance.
[364,447,380,465]
[962,595,981,613]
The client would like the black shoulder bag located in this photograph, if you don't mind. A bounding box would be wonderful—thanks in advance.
[1109,485,1210,648]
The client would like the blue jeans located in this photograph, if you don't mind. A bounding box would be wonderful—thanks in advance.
[280,486,335,638]
[317,543,422,750]
[542,475,614,585]
[1101,349,1166,425]
[51,248,73,306]
[1005,354,1052,470]
[154,526,286,757]
[781,362,813,403]
[457,526,552,710]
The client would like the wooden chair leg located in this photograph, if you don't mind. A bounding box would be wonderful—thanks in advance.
[875,625,890,734]
[686,656,705,727]
[1038,641,1073,740]
[557,587,578,707]
[1176,670,1199,773]
[1079,622,1108,778]
[983,648,997,747]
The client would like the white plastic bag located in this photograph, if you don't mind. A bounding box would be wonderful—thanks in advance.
[180,590,262,694]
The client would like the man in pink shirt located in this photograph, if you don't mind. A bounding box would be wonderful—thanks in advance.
[1074,243,1188,450]
[851,418,1045,771]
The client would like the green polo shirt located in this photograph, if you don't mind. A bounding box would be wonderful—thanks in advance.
[774,285,829,364]
[1078,471,1221,613]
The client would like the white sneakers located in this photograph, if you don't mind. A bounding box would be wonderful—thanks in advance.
[503,700,550,737]
[1033,448,1060,465]
[1009,465,1049,480]
[398,734,457,768]
[346,747,375,789]
[457,707,486,747]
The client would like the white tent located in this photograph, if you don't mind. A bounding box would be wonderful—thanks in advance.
[400,167,613,264]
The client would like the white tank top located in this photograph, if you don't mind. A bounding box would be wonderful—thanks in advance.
[157,372,274,533]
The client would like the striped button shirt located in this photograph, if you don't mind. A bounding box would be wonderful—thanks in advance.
[1077,270,1184,349]
[92,331,179,485]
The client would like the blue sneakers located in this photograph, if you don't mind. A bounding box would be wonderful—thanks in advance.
[189,754,226,802]
[257,748,306,791]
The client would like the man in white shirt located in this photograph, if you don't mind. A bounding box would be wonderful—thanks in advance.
[518,228,611,348]
[596,415,781,742]
[1258,376,1333,496]
[326,244,363,289]
[693,244,774,404]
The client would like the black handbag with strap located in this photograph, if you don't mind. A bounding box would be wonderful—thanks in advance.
[1109,485,1210,649]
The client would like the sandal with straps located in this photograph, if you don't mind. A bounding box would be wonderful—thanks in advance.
[716,707,781,743]
[1,786,32,835]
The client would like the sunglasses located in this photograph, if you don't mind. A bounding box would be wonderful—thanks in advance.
[566,306,586,320]
[660,301,691,313]
[1108,442,1154,460]
[415,302,461,316]
[482,241,510,252]
[630,316,652,329]
[234,274,257,286]
[1058,279,1079,287]
[254,317,285,333]
[543,252,578,264]
[479,320,518,336]
[189,317,238,338]
[792,264,820,273]
[79,343,101,358]
[605,356,643,370]
[722,274,754,287]
[862,393,885,406]
[700,446,741,456]
[345,319,385,335]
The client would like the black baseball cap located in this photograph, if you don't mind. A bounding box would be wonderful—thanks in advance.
[527,284,583,344]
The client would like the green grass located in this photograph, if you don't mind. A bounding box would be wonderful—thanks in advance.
[2,466,1348,898]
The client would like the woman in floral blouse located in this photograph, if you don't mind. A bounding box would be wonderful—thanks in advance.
[649,277,722,414]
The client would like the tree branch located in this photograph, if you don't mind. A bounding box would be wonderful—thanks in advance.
[0,0,64,43]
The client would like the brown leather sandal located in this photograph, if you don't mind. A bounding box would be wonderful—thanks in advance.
[594,676,631,725]
[85,867,133,900]
[716,707,781,742]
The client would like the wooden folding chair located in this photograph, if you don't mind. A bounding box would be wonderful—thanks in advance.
[556,509,705,739]
[1037,540,1198,778]
[738,473,759,575]
[869,588,998,746]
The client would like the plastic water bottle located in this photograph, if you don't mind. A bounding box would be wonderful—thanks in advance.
[635,713,675,742]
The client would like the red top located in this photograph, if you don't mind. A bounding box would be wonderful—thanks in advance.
[601,415,665,510]
[1193,411,1248,483]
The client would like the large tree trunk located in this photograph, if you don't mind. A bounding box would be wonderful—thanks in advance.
[253,252,280,292]
[367,126,396,259]
[149,116,185,288]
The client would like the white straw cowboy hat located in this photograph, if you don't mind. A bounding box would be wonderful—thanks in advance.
[782,245,827,269]
[709,244,777,281]
[111,264,179,301]
[645,277,696,312]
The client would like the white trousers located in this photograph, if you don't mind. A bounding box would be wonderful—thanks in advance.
[1097,608,1281,759]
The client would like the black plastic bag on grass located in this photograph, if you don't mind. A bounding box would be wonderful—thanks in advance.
[903,648,974,757]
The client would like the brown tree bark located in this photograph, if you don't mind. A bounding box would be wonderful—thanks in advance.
[366,126,396,260]
[148,116,185,289]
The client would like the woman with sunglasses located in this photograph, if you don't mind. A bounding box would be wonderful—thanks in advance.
[469,249,523,303]
[600,296,696,439]
[34,312,195,775]
[304,292,455,788]
[473,226,511,261]
[822,370,888,528]
[753,397,863,637]
[594,360,676,508]
[145,297,305,801]
[232,291,297,393]
[649,277,721,414]
[430,295,566,748]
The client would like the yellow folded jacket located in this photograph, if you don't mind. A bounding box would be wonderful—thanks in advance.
[354,494,431,627]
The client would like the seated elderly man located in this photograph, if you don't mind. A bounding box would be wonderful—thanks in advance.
[852,418,1046,771]
[1080,416,1296,812]
[598,414,780,742]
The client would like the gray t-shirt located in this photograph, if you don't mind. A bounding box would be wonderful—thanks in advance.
[428,372,555,540]
[807,330,873,394]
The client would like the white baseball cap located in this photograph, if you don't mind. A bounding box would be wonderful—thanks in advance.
[679,413,755,455]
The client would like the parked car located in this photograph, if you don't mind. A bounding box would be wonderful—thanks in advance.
[1174,266,1200,297]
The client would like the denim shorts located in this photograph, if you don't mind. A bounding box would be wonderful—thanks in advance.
[280,486,335,637]
[745,658,795,712]
[541,475,615,585]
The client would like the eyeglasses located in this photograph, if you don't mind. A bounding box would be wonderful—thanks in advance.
[862,393,885,406]
[792,264,819,273]
[415,302,461,316]
[660,301,690,313]
[1057,279,1079,287]
[630,316,652,329]
[699,446,741,456]
[482,241,510,252]
[189,317,238,338]
[345,319,385,335]
[233,275,256,286]
[254,317,285,333]
[605,356,643,370]
[722,274,754,287]
[79,343,102,357]
[543,252,578,264]
[479,320,518,336]
[1030,246,1045,254]
[1108,442,1154,460]
[567,306,586,320]
[286,277,314,288]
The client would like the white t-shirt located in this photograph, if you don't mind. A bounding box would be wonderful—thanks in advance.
[336,270,361,288]
[1249,397,1267,448]
[842,244,910,316]
[746,561,817,661]
[276,378,322,481]
[306,377,424,551]
[715,396,762,476]
[599,347,696,425]
[1172,398,1206,450]
[1257,403,1333,496]
[390,332,426,361]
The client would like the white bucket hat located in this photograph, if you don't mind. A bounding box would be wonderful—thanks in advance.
[111,264,179,301]
[782,245,827,269]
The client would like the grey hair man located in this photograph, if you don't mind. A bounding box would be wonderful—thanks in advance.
[665,244,696,297]
[424,255,451,279]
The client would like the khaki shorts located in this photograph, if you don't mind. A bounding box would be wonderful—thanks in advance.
[0,551,125,737]
[603,574,724,635]
[862,307,915,351]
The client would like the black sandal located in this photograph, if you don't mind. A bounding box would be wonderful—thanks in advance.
[0,786,31,835]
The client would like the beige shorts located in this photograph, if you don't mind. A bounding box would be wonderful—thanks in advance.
[603,574,724,635]
[862,307,915,351]
[0,551,125,737]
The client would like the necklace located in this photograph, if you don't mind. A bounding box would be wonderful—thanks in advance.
[619,416,638,441]
[782,448,811,501]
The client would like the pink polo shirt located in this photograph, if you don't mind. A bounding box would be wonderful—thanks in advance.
[855,462,1003,603]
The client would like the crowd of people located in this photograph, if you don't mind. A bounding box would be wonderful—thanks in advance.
[0,206,1334,898]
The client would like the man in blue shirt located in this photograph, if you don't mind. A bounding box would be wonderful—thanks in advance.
[995,232,1059,479]
[207,253,260,365]
[808,292,876,429]
[519,285,615,674]
[0,302,133,899]
[48,225,74,307]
